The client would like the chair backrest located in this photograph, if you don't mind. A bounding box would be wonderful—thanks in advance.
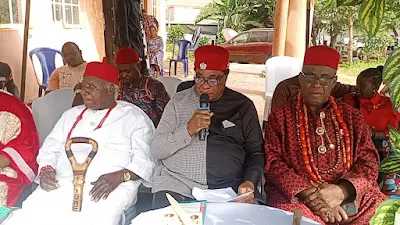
[172,40,191,60]
[32,89,74,145]
[156,77,182,97]
[29,47,63,87]
[191,28,201,45]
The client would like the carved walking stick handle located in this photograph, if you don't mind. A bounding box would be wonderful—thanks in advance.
[65,137,98,212]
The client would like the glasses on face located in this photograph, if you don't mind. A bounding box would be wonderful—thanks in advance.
[300,72,337,86]
[81,83,101,92]
[194,75,225,87]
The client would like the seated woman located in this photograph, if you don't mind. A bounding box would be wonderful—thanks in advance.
[265,46,386,225]
[0,90,39,206]
[343,66,399,161]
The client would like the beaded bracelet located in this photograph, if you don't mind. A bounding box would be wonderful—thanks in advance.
[39,165,55,177]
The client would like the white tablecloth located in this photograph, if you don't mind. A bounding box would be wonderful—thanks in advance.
[131,202,321,225]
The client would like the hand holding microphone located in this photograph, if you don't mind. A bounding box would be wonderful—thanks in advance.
[187,94,213,139]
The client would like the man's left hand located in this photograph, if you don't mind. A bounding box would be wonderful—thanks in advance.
[90,171,124,202]
[304,183,345,212]
[236,181,255,204]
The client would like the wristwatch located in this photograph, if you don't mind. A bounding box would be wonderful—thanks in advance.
[123,171,131,182]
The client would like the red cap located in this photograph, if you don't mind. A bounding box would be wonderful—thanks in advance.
[115,47,140,65]
[194,45,229,71]
[84,62,119,85]
[303,46,340,70]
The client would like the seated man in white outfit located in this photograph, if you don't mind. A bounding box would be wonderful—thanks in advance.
[5,62,156,225]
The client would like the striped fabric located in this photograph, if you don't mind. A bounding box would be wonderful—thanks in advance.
[151,87,208,198]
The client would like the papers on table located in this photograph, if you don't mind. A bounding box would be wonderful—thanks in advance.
[192,187,254,203]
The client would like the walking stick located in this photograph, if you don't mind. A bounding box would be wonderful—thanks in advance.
[65,137,98,212]
[292,208,303,225]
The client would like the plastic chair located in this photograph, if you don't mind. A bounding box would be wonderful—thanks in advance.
[31,89,75,145]
[156,77,182,97]
[29,48,64,97]
[168,40,191,77]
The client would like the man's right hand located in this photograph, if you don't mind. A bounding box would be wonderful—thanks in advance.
[40,169,59,191]
[187,110,214,136]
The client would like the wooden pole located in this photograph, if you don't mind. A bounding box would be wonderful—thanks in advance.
[272,0,290,56]
[102,0,116,64]
[20,0,31,101]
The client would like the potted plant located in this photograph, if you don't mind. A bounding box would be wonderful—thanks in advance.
[370,48,400,225]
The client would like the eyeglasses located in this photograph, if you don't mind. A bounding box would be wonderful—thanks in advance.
[300,72,337,86]
[194,75,225,87]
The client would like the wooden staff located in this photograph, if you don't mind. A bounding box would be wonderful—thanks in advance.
[65,137,99,212]
[293,208,303,225]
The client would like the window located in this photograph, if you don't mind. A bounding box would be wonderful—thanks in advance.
[232,33,249,44]
[52,0,80,27]
[152,0,157,16]
[249,31,268,43]
[0,0,22,25]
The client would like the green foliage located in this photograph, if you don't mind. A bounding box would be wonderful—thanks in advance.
[370,199,400,225]
[199,37,211,46]
[381,0,400,36]
[361,30,396,58]
[371,48,400,225]
[339,57,386,76]
[384,49,400,109]
[196,0,275,33]
[388,127,400,154]
[166,25,185,44]
[359,0,386,38]
[216,31,225,44]
[332,0,387,38]
[337,0,363,6]
[313,0,358,47]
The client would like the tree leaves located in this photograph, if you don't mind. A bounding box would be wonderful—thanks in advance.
[383,48,400,101]
[337,0,363,7]
[359,0,386,38]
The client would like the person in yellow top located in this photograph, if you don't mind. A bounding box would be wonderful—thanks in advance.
[45,42,87,93]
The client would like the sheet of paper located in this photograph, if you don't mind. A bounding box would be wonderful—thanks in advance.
[192,187,254,203]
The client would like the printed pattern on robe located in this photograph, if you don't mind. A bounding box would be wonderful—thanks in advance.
[264,98,387,225]
[0,111,20,206]
[119,77,169,127]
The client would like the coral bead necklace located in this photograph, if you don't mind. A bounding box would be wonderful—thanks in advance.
[296,94,352,184]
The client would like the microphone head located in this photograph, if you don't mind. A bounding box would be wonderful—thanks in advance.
[199,94,209,104]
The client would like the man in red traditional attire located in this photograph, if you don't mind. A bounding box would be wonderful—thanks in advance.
[0,90,39,206]
[264,46,386,224]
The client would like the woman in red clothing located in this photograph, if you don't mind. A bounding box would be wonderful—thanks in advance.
[344,66,399,155]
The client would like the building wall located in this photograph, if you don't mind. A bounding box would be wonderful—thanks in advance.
[166,0,212,24]
[0,0,104,101]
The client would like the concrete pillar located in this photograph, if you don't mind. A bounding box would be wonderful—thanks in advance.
[284,0,307,59]
[272,0,289,56]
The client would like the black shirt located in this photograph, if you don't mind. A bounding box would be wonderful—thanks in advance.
[206,88,265,193]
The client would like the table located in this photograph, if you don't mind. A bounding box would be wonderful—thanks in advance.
[131,202,321,225]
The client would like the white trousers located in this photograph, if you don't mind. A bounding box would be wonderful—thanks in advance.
[4,179,140,225]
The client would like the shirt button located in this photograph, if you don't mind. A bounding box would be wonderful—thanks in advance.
[90,122,95,126]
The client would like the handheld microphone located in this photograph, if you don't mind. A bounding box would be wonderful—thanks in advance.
[199,94,209,141]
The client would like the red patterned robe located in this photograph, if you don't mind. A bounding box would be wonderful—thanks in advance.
[0,91,39,206]
[264,97,387,224]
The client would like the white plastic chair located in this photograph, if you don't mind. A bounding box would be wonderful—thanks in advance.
[31,89,75,145]
[264,56,303,121]
[156,77,182,97]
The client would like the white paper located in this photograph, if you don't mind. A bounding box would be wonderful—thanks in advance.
[192,187,254,203]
